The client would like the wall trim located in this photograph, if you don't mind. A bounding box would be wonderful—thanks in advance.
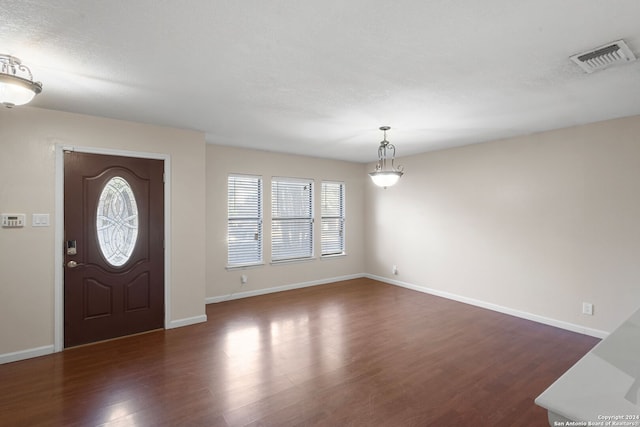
[167,315,208,329]
[206,273,365,304]
[365,274,609,339]
[0,345,54,365]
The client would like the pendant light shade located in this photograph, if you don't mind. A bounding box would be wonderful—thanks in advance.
[369,170,402,188]
[368,126,404,188]
[0,55,43,108]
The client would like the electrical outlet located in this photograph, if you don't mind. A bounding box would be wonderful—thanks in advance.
[582,302,593,316]
[241,274,248,285]
[392,265,398,275]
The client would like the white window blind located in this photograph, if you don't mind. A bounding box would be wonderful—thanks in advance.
[321,181,345,256]
[271,178,313,261]
[228,175,263,267]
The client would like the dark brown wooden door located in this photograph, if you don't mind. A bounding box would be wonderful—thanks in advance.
[64,152,164,347]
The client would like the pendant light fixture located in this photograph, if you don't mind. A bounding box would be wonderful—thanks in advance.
[0,54,43,108]
[368,126,404,188]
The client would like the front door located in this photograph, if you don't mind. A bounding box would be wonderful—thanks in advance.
[64,151,164,347]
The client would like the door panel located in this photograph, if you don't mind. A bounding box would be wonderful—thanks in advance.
[84,279,112,318]
[125,272,151,311]
[64,152,164,347]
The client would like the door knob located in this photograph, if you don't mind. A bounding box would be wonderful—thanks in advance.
[67,260,85,268]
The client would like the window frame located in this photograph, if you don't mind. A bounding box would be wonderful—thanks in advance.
[271,176,315,263]
[227,174,264,268]
[321,180,346,257]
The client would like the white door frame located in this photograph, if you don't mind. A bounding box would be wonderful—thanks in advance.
[54,145,172,352]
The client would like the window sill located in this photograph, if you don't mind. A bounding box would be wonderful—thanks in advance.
[270,257,317,266]
[226,262,265,271]
[321,253,346,260]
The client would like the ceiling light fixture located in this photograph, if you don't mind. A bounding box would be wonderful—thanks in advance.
[0,54,43,108]
[369,126,404,189]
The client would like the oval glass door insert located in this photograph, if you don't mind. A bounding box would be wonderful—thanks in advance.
[96,176,139,266]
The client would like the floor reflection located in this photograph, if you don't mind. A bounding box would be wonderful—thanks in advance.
[218,300,346,414]
[106,402,137,425]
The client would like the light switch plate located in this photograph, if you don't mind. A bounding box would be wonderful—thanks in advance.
[32,213,50,227]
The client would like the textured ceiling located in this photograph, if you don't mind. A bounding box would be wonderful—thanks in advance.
[2,1,640,162]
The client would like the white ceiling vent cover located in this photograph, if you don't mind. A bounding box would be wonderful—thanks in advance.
[570,40,636,73]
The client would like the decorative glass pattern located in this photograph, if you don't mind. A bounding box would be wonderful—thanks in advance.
[96,176,139,267]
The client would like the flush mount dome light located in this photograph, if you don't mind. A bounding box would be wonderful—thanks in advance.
[0,54,43,108]
[368,126,404,189]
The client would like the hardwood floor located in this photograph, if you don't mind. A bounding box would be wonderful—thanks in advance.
[0,278,599,426]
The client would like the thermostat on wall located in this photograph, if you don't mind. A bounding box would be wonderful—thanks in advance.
[1,213,26,228]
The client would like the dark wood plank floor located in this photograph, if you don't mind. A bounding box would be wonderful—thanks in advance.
[0,278,599,426]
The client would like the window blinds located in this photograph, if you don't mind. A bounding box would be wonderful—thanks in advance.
[271,178,313,261]
[321,181,345,256]
[228,175,263,266]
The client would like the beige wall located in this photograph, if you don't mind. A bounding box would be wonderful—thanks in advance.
[206,145,366,299]
[365,115,640,334]
[0,107,206,357]
[4,104,639,359]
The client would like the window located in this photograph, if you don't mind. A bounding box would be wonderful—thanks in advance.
[97,176,139,267]
[227,175,263,267]
[321,181,345,256]
[271,177,313,262]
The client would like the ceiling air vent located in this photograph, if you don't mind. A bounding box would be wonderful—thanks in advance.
[570,40,636,73]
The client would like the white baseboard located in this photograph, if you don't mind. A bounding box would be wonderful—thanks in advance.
[1,318,208,363]
[3,274,606,365]
[365,274,609,339]
[167,314,208,329]
[206,273,365,304]
[0,345,55,365]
